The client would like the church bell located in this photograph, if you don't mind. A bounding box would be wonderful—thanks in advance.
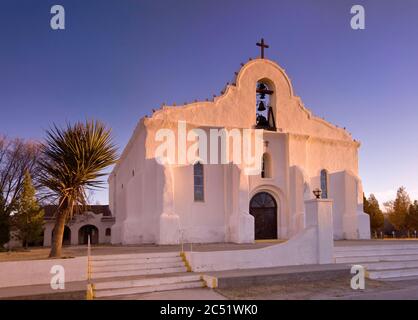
[257,101,266,112]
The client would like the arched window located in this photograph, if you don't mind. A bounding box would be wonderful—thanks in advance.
[194,162,204,202]
[261,153,272,178]
[255,81,275,130]
[320,169,328,199]
[105,228,111,236]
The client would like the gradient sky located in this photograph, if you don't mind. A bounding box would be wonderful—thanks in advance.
[1,0,418,206]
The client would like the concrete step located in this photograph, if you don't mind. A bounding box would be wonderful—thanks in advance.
[92,261,185,272]
[364,260,418,271]
[368,267,418,280]
[380,275,418,281]
[91,271,192,284]
[94,274,201,290]
[335,254,418,264]
[334,248,418,258]
[335,244,418,280]
[92,266,188,279]
[91,252,180,261]
[94,280,204,298]
[335,244,418,252]
[92,256,182,266]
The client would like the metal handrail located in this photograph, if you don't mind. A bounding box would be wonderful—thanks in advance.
[178,227,193,253]
[86,235,94,300]
[180,229,184,253]
[87,235,91,282]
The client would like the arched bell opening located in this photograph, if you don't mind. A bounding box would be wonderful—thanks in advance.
[255,81,276,131]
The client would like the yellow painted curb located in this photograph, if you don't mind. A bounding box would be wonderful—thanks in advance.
[255,239,283,243]
[180,251,192,272]
[86,283,95,300]
[201,275,218,288]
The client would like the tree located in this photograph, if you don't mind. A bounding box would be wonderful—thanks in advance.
[0,136,41,246]
[364,193,384,232]
[39,121,117,258]
[388,187,411,232]
[406,201,418,233]
[13,171,44,248]
[0,195,9,248]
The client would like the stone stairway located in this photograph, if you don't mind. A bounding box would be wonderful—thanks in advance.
[90,252,205,299]
[334,243,418,280]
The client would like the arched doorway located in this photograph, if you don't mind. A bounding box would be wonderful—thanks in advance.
[250,192,278,240]
[78,225,99,245]
[51,226,71,246]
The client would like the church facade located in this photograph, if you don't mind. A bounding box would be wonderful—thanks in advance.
[109,56,370,245]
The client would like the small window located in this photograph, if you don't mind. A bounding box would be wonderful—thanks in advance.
[320,169,328,199]
[194,162,204,202]
[261,153,271,178]
[105,228,111,236]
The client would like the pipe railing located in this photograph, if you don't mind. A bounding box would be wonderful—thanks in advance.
[86,235,94,300]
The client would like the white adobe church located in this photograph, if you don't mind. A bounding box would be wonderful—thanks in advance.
[109,40,370,245]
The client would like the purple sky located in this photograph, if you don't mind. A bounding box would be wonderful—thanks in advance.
[1,0,418,206]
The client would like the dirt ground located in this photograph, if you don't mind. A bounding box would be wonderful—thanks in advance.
[3,291,86,300]
[0,247,80,261]
[0,243,275,262]
[215,277,401,300]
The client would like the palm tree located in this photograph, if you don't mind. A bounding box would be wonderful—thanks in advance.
[39,121,117,258]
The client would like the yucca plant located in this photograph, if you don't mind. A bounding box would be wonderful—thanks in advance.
[39,121,118,258]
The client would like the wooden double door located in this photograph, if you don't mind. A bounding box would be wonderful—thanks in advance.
[249,192,278,240]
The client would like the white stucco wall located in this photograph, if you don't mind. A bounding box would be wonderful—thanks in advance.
[186,199,334,271]
[173,164,226,243]
[186,227,318,272]
[0,257,87,288]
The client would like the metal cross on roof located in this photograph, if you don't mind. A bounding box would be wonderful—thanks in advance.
[256,38,269,59]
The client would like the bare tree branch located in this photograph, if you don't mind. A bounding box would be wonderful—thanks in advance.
[0,137,43,216]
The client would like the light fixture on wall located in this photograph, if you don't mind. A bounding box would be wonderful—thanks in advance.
[313,188,322,199]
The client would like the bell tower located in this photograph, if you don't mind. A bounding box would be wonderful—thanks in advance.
[254,38,276,130]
